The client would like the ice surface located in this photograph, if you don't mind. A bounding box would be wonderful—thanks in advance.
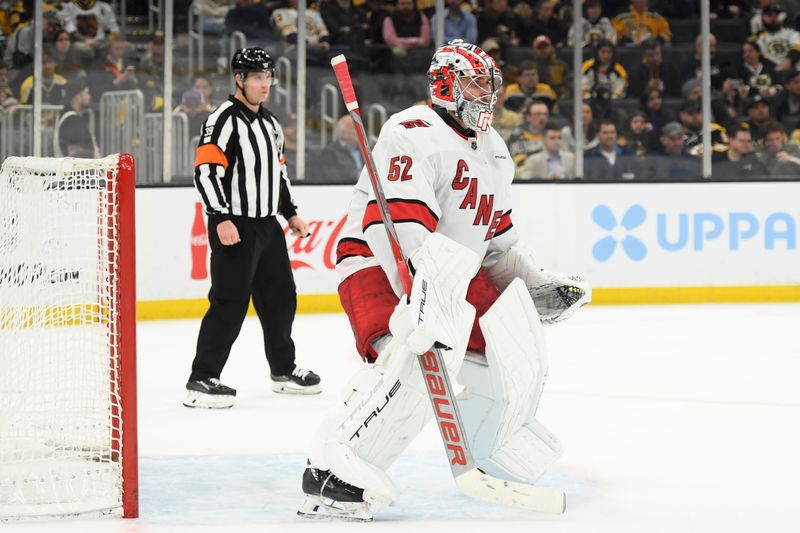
[4,304,800,532]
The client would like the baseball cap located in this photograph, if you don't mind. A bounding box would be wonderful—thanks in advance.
[661,121,683,137]
[762,4,782,15]
[534,35,552,48]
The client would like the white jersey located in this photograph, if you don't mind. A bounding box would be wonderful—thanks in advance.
[335,105,518,296]
[755,27,800,66]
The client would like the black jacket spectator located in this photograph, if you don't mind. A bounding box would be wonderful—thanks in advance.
[628,39,681,98]
[584,144,640,179]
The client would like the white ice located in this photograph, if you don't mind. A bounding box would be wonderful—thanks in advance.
[5,303,800,532]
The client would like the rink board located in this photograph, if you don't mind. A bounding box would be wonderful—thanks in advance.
[135,182,800,318]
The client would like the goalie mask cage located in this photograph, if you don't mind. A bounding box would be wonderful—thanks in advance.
[0,154,138,519]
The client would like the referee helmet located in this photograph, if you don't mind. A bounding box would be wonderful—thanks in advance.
[231,48,278,86]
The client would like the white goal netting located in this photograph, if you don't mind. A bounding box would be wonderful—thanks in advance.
[0,155,130,518]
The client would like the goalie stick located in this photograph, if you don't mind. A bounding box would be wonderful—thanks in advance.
[330,54,565,515]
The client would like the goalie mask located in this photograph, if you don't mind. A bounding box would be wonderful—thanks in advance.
[428,39,502,133]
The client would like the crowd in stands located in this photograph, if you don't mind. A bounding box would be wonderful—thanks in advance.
[2,0,800,180]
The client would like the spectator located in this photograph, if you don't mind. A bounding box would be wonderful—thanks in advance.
[504,61,557,112]
[476,0,518,48]
[430,0,477,44]
[682,77,733,127]
[581,39,628,100]
[678,100,729,158]
[4,11,60,87]
[753,3,800,72]
[225,0,274,40]
[744,93,773,146]
[492,86,522,142]
[733,40,777,96]
[383,0,430,55]
[712,124,768,178]
[679,34,728,91]
[519,0,566,48]
[55,78,99,158]
[759,120,800,175]
[531,35,569,98]
[177,88,213,137]
[641,86,669,145]
[139,31,165,111]
[192,76,218,110]
[619,111,652,156]
[568,0,617,48]
[772,69,800,130]
[19,53,67,105]
[0,65,19,109]
[645,120,701,180]
[59,0,120,62]
[51,29,81,78]
[750,0,785,35]
[518,122,575,180]
[584,119,640,179]
[561,102,599,152]
[629,38,681,98]
[272,0,331,65]
[315,115,363,182]
[508,99,549,166]
[92,32,137,95]
[612,0,672,45]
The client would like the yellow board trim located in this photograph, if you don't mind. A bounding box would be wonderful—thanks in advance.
[592,286,800,305]
[135,286,800,321]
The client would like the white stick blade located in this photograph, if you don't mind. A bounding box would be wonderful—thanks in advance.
[455,469,566,515]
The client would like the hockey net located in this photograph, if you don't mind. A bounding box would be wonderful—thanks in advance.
[0,154,138,519]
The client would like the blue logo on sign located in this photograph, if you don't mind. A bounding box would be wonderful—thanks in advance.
[592,204,647,261]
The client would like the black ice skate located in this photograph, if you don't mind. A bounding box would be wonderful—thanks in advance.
[270,365,321,395]
[183,378,236,409]
[297,464,372,521]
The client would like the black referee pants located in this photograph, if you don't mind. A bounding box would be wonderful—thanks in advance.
[190,215,297,382]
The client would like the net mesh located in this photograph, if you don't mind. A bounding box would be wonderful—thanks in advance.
[0,155,124,518]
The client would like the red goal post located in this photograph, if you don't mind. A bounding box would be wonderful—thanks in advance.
[0,154,138,519]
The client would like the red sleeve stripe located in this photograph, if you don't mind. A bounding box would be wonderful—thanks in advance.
[362,199,439,233]
[336,238,374,264]
[494,210,513,238]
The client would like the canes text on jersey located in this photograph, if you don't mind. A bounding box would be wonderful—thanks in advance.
[452,159,504,240]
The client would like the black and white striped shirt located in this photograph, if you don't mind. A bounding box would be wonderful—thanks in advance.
[194,96,297,220]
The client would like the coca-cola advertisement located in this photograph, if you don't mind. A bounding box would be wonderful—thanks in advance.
[190,202,208,280]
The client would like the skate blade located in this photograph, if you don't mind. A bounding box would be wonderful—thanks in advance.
[182,390,235,409]
[272,382,322,395]
[297,495,372,522]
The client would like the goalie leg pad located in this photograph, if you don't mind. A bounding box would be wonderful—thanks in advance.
[308,336,442,506]
[457,279,561,483]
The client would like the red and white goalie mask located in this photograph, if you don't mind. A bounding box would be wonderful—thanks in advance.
[428,39,502,134]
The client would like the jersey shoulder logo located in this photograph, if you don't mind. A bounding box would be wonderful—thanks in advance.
[398,119,431,129]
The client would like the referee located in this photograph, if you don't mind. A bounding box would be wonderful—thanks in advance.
[184,48,321,409]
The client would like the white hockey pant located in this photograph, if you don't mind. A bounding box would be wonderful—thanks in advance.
[457,278,562,484]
